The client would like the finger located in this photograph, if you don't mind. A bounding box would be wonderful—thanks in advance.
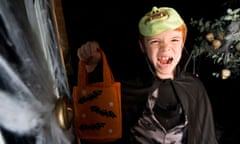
[85,42,93,57]
[78,45,88,60]
[89,41,100,55]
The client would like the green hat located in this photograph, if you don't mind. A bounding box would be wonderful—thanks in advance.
[139,7,185,37]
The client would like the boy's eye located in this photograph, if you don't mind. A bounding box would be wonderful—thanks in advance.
[171,39,179,42]
[150,40,160,45]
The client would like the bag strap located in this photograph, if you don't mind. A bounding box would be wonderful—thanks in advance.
[78,49,115,87]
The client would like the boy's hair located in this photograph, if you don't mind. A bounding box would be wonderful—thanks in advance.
[175,24,187,44]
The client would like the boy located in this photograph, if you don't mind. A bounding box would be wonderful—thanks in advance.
[78,6,218,144]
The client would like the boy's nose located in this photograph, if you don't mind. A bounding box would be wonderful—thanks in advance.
[160,42,169,51]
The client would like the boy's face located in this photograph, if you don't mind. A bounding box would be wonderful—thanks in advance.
[143,30,183,79]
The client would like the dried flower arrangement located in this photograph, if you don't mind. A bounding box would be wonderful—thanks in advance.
[190,8,240,79]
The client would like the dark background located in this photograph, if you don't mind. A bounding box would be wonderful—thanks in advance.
[61,0,233,82]
[61,0,240,143]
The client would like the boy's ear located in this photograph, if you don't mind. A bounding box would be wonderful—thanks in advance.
[138,39,145,53]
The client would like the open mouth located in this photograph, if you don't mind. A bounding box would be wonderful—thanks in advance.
[158,56,173,64]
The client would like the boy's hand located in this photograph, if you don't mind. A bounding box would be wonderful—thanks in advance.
[77,41,102,72]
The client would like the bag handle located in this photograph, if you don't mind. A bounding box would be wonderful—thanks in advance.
[78,49,115,87]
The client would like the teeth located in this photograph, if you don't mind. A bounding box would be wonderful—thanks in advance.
[159,56,171,61]
[167,57,173,64]
[159,56,173,64]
